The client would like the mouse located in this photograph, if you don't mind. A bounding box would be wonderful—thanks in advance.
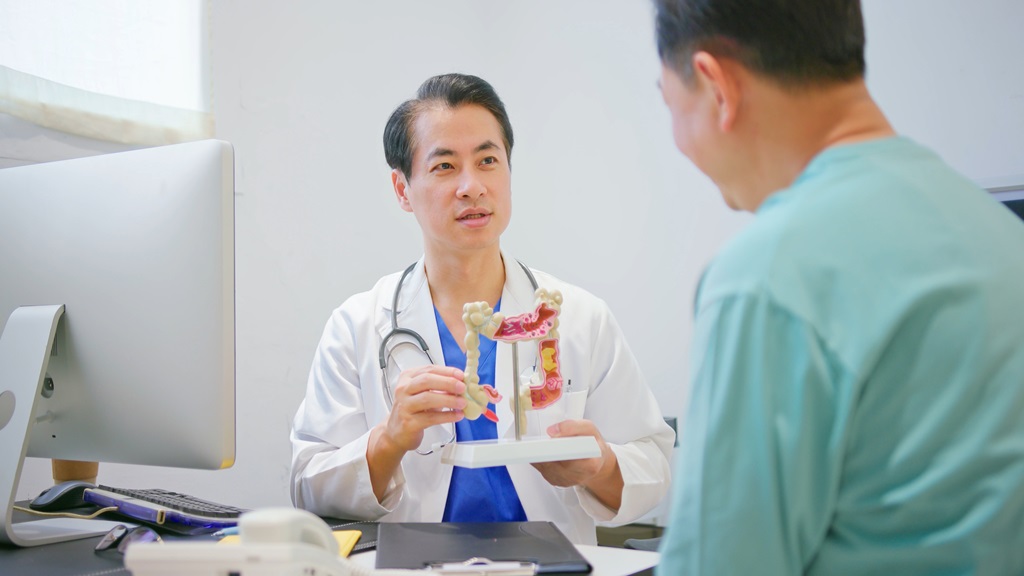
[29,480,97,512]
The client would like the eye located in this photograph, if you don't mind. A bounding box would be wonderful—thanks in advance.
[431,162,454,172]
[480,156,498,166]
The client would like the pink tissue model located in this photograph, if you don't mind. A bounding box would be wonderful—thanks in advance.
[461,288,564,423]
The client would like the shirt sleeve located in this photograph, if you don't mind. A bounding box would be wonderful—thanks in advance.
[572,299,675,526]
[289,305,401,520]
[658,292,851,575]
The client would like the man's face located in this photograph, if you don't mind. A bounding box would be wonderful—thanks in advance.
[395,104,512,256]
[660,63,717,175]
[659,62,741,209]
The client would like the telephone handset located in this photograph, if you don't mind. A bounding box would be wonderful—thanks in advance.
[124,507,416,576]
[240,507,340,555]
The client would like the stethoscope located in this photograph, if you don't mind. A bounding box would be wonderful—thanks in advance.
[377,260,539,455]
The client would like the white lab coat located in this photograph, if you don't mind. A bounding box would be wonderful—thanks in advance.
[290,254,674,545]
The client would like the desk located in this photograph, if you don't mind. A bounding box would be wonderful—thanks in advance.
[1,508,659,576]
[347,546,658,576]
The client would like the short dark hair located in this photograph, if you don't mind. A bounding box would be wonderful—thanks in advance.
[654,0,866,87]
[383,73,514,178]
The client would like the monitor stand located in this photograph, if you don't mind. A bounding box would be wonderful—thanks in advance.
[0,305,122,547]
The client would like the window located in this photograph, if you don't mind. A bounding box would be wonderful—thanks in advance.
[0,0,211,145]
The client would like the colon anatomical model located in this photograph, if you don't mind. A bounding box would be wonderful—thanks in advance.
[461,288,564,425]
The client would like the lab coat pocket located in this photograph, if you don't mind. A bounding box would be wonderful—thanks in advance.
[563,389,587,420]
[526,389,587,437]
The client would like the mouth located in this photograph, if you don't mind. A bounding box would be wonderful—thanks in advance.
[457,210,491,221]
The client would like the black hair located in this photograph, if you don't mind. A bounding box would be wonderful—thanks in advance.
[383,73,514,179]
[654,0,866,87]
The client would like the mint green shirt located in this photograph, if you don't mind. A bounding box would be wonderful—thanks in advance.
[658,137,1024,575]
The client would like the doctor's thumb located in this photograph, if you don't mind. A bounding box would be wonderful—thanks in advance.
[546,419,592,438]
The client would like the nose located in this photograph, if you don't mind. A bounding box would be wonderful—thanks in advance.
[456,170,486,200]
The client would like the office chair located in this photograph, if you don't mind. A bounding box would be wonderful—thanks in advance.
[623,536,662,551]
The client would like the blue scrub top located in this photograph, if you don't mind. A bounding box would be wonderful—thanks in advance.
[435,301,527,523]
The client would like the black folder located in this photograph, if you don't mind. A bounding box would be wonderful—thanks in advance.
[375,521,593,574]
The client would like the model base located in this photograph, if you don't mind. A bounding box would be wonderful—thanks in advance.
[439,436,600,469]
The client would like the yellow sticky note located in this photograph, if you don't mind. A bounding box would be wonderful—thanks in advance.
[218,530,362,558]
[332,530,362,557]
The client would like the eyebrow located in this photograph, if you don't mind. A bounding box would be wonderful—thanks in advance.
[425,140,501,162]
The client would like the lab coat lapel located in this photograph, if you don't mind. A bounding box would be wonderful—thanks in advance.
[494,255,540,440]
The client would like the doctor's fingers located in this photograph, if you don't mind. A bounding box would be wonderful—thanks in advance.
[412,407,465,429]
[546,419,605,443]
[395,367,466,398]
[393,386,469,415]
[386,402,464,441]
[382,405,462,452]
[532,458,603,487]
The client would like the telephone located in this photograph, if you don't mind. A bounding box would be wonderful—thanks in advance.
[124,507,413,576]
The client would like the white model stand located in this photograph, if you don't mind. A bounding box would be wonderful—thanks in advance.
[0,305,122,546]
[440,436,600,468]
[440,342,600,469]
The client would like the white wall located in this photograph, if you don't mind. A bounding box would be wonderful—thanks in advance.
[863,0,1024,183]
[11,0,1023,525]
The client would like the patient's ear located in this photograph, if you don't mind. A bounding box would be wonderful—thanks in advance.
[692,51,741,132]
[392,169,413,213]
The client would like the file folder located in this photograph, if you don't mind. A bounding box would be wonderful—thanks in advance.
[375,521,592,574]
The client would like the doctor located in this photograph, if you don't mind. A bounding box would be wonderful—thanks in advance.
[290,73,673,545]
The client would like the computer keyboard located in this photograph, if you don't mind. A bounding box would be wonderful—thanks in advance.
[83,485,248,535]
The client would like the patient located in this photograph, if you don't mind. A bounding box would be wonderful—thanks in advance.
[651,0,1024,574]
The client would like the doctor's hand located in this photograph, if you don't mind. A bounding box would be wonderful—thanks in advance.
[531,419,624,512]
[367,365,467,502]
[382,365,467,451]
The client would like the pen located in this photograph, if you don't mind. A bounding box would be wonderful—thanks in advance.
[212,526,239,538]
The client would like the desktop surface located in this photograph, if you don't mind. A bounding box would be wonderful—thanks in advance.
[0,504,162,576]
[0,506,657,576]
[0,505,376,576]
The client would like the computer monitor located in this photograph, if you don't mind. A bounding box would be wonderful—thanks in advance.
[0,140,235,546]
[992,188,1024,222]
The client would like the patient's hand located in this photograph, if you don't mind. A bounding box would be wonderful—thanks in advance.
[531,419,623,511]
